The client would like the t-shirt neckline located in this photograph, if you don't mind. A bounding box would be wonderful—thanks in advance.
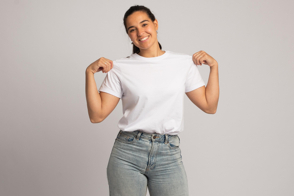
[132,50,169,61]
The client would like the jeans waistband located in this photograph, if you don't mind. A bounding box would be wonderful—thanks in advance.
[118,130,179,144]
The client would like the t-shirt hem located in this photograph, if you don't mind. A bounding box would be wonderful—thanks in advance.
[185,83,205,93]
[99,88,122,98]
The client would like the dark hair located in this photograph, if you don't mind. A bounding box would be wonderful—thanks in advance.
[123,5,162,54]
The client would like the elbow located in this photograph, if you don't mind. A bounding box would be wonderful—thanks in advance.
[90,117,104,123]
[204,108,217,114]
[208,110,217,114]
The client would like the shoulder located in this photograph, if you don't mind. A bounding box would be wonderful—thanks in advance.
[113,55,133,66]
[167,51,192,60]
[110,55,134,73]
[166,51,193,65]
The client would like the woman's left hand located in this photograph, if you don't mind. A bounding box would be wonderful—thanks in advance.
[192,50,218,68]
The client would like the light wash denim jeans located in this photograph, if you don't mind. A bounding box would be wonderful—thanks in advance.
[107,130,189,196]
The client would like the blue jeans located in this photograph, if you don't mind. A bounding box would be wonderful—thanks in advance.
[107,130,189,196]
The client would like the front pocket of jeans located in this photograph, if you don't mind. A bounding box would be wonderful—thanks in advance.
[116,133,136,144]
[168,136,180,149]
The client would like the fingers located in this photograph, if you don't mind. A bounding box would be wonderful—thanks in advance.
[101,61,110,73]
[108,60,113,69]
[104,60,113,72]
[193,50,205,66]
[98,58,113,73]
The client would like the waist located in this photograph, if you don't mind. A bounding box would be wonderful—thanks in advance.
[118,130,179,144]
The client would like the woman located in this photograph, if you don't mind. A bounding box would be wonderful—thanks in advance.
[85,5,219,196]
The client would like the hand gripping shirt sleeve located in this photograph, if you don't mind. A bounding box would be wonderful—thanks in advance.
[98,68,122,98]
[185,62,206,93]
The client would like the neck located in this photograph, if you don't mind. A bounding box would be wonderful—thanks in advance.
[138,43,165,57]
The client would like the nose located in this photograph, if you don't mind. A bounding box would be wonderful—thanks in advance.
[137,27,144,36]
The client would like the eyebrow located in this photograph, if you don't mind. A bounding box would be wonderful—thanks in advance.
[127,20,149,32]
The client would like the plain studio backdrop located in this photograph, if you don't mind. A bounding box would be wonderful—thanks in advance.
[1,0,293,195]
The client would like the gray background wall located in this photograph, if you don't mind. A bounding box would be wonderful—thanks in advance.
[1,0,293,195]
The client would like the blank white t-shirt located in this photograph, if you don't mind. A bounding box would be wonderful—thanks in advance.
[99,50,205,135]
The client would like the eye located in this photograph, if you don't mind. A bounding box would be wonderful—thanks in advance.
[142,23,147,27]
[129,29,134,33]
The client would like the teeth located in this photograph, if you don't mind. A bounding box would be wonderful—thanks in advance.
[140,36,148,41]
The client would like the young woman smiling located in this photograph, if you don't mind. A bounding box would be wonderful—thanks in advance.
[85,5,219,196]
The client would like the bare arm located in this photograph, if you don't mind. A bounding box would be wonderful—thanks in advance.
[186,63,219,114]
[85,58,120,123]
[186,50,219,114]
[85,70,103,123]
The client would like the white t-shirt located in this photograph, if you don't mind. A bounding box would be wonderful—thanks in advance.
[99,50,205,135]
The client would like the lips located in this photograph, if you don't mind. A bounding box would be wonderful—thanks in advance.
[139,36,149,42]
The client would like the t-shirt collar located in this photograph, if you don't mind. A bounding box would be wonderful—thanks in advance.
[131,51,169,61]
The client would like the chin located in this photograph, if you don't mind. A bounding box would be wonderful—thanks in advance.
[137,42,156,50]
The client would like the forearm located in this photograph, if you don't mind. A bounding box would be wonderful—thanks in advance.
[85,69,103,123]
[205,63,219,113]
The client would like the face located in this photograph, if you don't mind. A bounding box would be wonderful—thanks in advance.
[125,11,158,51]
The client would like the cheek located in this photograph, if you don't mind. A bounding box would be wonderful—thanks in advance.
[146,27,154,33]
[146,27,156,36]
[129,34,136,41]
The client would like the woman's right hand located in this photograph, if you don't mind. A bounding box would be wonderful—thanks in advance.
[86,57,113,74]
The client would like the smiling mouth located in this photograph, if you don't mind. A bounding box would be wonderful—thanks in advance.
[139,36,149,42]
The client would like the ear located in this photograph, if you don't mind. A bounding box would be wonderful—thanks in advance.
[154,19,159,31]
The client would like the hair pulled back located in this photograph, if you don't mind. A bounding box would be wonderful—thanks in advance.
[123,5,162,54]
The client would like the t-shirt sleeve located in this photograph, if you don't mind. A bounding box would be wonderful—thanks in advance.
[98,68,123,98]
[185,63,206,93]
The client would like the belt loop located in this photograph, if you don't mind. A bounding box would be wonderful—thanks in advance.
[164,134,168,144]
[136,131,142,140]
